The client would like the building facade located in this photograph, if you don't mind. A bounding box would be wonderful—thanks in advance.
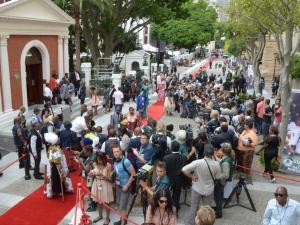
[0,0,74,112]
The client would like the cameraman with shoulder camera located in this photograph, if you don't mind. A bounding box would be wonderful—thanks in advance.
[140,161,171,196]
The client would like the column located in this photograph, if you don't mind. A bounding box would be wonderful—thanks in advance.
[63,36,69,74]
[58,36,64,79]
[0,34,12,112]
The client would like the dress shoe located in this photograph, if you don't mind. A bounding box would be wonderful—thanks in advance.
[0,172,3,177]
[34,176,44,180]
[25,175,31,180]
[92,216,103,223]
[38,172,44,175]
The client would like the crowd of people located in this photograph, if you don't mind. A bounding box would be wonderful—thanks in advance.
[8,57,300,225]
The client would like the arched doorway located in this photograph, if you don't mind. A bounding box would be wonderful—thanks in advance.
[131,61,140,71]
[25,47,43,105]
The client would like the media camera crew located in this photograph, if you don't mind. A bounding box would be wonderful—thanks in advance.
[112,145,136,225]
[206,110,220,135]
[140,161,171,197]
[150,123,171,163]
[132,133,154,169]
[163,141,187,212]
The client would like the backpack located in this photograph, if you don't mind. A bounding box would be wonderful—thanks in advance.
[151,134,170,162]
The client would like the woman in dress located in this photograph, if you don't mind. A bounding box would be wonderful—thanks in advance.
[90,87,100,116]
[263,126,280,183]
[89,152,114,224]
[125,107,141,131]
[164,88,175,115]
[145,189,176,225]
[157,77,166,102]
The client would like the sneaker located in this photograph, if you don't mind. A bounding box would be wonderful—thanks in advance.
[271,178,276,183]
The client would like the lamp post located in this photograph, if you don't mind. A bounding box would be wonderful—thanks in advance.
[273,52,278,80]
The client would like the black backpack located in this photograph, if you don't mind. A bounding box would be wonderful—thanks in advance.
[152,134,170,162]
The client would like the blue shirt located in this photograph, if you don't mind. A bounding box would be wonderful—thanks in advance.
[155,174,171,192]
[136,143,154,169]
[114,157,133,188]
[263,198,300,225]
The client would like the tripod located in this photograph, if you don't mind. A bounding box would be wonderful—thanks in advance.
[127,179,148,221]
[223,176,256,212]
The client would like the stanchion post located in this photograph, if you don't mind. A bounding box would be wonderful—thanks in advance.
[74,183,82,225]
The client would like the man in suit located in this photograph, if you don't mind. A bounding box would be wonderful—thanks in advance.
[127,127,142,171]
[163,140,187,212]
[110,106,123,130]
[30,122,44,179]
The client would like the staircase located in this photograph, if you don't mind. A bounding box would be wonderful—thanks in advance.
[0,96,99,152]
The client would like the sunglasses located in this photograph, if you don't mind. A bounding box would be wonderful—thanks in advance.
[274,193,286,197]
[159,200,168,204]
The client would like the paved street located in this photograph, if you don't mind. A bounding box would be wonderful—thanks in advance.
[0,61,299,225]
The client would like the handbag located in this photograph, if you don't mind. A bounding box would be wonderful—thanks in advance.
[204,159,222,193]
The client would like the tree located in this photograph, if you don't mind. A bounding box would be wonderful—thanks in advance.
[151,0,217,51]
[53,0,82,71]
[229,0,300,149]
[227,3,267,94]
[80,0,188,65]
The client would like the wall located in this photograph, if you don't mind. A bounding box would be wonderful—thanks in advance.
[7,35,58,109]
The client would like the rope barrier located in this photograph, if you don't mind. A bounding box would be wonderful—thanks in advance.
[81,185,139,225]
[0,153,28,174]
[235,164,300,183]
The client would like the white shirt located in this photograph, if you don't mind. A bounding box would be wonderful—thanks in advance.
[30,130,42,157]
[263,198,300,225]
[182,157,222,196]
[44,86,53,98]
[113,90,124,105]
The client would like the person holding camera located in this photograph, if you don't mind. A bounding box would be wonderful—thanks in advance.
[236,119,258,183]
[132,133,154,170]
[140,161,171,196]
[112,145,136,225]
[145,189,177,225]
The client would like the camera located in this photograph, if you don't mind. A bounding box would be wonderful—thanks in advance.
[135,164,154,181]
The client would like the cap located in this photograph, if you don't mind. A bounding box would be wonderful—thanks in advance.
[83,138,93,146]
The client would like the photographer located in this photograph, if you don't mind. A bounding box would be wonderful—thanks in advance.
[140,161,171,197]
[206,110,220,135]
[237,119,258,183]
[112,145,136,225]
[132,133,154,169]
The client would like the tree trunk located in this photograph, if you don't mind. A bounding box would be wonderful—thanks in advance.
[278,27,293,155]
[73,2,81,71]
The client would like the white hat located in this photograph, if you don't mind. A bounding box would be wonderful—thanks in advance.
[44,133,58,145]
[176,130,186,144]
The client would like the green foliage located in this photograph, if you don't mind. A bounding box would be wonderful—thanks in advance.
[151,0,217,50]
[290,54,300,79]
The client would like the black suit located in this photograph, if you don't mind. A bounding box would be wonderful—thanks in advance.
[163,152,187,211]
[30,129,43,177]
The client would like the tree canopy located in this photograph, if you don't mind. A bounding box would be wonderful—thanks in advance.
[151,0,217,50]
[78,0,188,64]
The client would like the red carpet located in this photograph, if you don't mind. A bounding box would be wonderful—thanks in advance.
[142,101,165,125]
[0,101,165,225]
[0,172,82,225]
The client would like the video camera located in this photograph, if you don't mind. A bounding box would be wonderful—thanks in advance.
[135,164,154,181]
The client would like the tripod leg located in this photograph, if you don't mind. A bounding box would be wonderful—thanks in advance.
[243,184,256,212]
[223,185,238,207]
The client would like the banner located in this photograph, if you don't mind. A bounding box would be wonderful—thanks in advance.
[279,89,300,175]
